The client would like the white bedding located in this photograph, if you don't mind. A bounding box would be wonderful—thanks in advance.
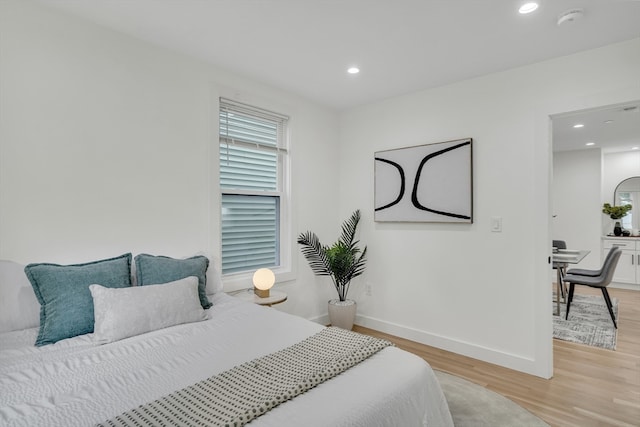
[0,293,452,427]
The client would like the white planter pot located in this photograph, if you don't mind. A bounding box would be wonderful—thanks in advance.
[328,299,357,330]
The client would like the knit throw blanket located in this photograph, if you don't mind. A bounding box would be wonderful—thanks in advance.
[97,327,393,427]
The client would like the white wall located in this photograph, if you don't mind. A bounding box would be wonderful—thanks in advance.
[552,149,602,270]
[338,38,640,377]
[3,0,640,379]
[0,0,341,321]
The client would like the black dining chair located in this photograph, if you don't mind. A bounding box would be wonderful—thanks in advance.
[566,245,620,277]
[563,246,622,328]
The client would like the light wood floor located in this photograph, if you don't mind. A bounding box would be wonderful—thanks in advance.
[354,286,640,427]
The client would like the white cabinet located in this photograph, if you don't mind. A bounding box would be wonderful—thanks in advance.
[602,238,640,287]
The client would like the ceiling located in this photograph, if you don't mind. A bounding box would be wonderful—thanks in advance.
[35,0,640,153]
[36,0,640,112]
[553,102,640,153]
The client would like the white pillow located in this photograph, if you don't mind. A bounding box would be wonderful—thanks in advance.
[90,276,207,344]
[0,260,40,333]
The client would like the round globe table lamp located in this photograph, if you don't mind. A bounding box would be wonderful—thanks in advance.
[253,268,275,298]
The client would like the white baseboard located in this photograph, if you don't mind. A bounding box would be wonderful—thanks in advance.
[610,282,639,291]
[354,314,547,378]
[306,311,546,378]
[307,314,330,326]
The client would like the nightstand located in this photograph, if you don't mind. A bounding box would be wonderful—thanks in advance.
[231,289,287,307]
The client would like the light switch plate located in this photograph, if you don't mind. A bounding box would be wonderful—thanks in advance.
[491,216,502,232]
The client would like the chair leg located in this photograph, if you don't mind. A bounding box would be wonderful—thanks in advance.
[565,283,575,320]
[600,288,618,329]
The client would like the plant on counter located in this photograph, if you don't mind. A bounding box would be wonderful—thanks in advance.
[602,203,632,220]
[297,210,367,302]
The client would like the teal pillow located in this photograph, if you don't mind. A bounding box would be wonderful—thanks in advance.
[25,253,132,346]
[134,254,211,309]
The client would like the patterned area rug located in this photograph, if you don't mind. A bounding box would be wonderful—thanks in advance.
[553,293,618,350]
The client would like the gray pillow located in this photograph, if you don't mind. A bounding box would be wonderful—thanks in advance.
[25,253,132,346]
[134,254,211,309]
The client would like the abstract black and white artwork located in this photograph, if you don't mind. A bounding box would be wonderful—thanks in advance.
[374,138,473,223]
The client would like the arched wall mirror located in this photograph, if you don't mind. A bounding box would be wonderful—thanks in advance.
[614,176,640,232]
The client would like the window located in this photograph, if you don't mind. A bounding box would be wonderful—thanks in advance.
[219,98,289,275]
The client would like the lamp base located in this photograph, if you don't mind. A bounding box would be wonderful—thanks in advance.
[254,287,270,298]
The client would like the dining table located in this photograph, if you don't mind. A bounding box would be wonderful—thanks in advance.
[552,249,591,316]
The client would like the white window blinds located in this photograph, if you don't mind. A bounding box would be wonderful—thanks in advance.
[219,98,288,274]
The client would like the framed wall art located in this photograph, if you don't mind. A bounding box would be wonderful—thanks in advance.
[374,138,473,223]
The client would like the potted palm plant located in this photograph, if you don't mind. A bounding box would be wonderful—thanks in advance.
[297,210,367,330]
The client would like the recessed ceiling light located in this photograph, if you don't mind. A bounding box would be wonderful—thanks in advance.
[585,142,595,146]
[347,67,360,74]
[573,124,584,128]
[604,120,614,124]
[519,2,539,14]
[633,147,639,150]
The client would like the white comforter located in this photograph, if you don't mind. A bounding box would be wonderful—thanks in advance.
[0,293,452,427]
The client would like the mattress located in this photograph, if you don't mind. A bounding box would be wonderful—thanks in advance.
[0,293,453,427]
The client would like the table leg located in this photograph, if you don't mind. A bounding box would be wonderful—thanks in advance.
[555,268,561,316]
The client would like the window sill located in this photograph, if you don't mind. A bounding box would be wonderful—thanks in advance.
[221,267,296,292]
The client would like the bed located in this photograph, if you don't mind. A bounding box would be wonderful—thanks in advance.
[0,255,453,427]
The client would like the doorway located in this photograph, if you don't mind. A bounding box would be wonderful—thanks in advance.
[550,100,640,272]
[549,100,640,368]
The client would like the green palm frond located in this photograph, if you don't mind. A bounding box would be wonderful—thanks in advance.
[339,210,361,247]
[298,210,367,301]
[297,231,331,276]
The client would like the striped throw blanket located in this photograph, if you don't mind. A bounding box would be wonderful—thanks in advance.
[97,327,393,427]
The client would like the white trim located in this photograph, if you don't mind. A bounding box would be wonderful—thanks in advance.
[220,137,288,154]
[208,88,223,277]
[354,314,542,377]
[222,189,281,197]
[217,95,295,286]
[610,282,640,290]
[307,313,330,326]
[220,97,290,121]
[533,107,554,379]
